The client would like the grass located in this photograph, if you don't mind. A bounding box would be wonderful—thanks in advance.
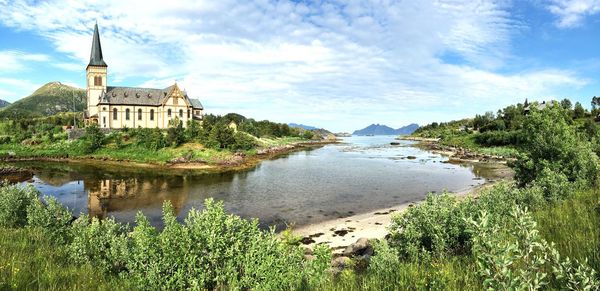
[322,257,481,290]
[534,188,600,272]
[0,188,598,290]
[0,135,308,166]
[0,228,132,290]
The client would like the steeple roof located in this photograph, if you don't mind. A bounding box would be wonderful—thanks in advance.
[88,23,107,68]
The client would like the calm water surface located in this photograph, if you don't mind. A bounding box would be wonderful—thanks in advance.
[9,136,495,229]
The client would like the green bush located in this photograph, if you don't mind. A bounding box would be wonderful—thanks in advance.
[69,215,129,274]
[232,131,256,151]
[83,124,104,153]
[513,106,600,187]
[468,206,599,290]
[474,130,521,146]
[26,196,73,243]
[0,184,39,228]
[387,193,471,260]
[166,118,185,147]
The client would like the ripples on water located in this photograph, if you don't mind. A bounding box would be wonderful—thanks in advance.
[7,136,498,229]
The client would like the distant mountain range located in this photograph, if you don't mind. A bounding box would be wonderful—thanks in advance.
[288,123,318,130]
[0,99,10,108]
[353,123,419,136]
[0,82,85,118]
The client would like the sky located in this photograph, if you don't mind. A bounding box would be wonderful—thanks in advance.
[0,0,599,132]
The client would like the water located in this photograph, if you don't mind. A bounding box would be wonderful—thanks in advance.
[7,136,500,229]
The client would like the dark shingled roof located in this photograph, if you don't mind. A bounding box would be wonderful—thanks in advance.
[190,99,203,109]
[88,23,107,67]
[98,85,176,106]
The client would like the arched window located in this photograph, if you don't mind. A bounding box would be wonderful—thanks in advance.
[168,109,172,117]
[187,110,190,119]
[94,76,102,86]
[113,108,118,120]
[125,108,130,120]
[179,109,183,118]
[150,109,154,121]
[138,109,142,120]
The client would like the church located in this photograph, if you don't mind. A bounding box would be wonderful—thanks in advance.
[84,24,203,129]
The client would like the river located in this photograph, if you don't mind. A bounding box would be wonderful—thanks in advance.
[6,136,503,229]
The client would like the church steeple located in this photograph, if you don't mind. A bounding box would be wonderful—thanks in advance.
[88,23,107,68]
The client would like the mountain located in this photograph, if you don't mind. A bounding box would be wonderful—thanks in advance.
[288,123,318,130]
[0,82,85,118]
[353,123,419,136]
[0,99,10,108]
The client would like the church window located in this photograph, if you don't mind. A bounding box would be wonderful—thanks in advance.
[150,109,154,121]
[94,76,102,86]
[138,109,142,120]
[168,109,172,117]
[113,108,118,120]
[126,108,130,120]
[179,109,183,118]
[187,110,190,119]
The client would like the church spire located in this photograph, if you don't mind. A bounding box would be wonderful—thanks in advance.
[88,23,107,68]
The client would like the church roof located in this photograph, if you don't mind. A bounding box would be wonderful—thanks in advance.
[88,23,107,68]
[189,99,203,109]
[98,85,176,106]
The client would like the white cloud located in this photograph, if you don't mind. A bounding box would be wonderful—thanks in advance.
[0,0,590,131]
[0,51,49,71]
[547,0,600,28]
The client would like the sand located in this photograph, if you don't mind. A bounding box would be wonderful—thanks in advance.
[291,180,505,253]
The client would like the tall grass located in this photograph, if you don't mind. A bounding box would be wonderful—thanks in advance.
[0,228,132,290]
[534,189,600,272]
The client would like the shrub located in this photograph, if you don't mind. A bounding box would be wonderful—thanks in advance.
[83,124,104,153]
[387,193,471,260]
[513,106,600,187]
[474,130,520,146]
[69,215,129,275]
[166,118,185,147]
[232,131,256,151]
[26,196,73,243]
[468,206,599,290]
[0,184,39,228]
[302,130,314,140]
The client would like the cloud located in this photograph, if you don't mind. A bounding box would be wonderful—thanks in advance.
[0,50,49,72]
[547,0,600,28]
[0,0,590,130]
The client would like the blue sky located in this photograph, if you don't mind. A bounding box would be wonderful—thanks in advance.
[0,0,599,132]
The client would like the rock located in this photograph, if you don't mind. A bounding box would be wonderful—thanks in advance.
[331,256,352,269]
[390,142,400,145]
[304,247,313,256]
[406,156,417,159]
[342,237,373,257]
[300,236,315,245]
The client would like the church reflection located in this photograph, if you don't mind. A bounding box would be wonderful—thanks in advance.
[85,176,190,219]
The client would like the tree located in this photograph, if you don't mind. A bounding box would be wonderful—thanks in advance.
[591,96,600,115]
[560,98,572,110]
[573,102,586,119]
[166,118,185,147]
[83,124,104,153]
[513,106,599,187]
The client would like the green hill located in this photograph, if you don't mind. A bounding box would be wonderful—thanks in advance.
[0,82,85,118]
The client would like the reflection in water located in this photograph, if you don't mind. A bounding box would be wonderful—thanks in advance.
[6,136,510,229]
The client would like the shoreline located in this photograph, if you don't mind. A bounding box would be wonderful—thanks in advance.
[291,136,514,252]
[291,176,511,253]
[399,135,511,163]
[0,140,338,173]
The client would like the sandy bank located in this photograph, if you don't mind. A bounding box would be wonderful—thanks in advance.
[291,163,513,254]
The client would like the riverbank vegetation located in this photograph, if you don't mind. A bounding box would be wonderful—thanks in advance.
[411,98,600,159]
[0,113,321,166]
[1,100,599,290]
